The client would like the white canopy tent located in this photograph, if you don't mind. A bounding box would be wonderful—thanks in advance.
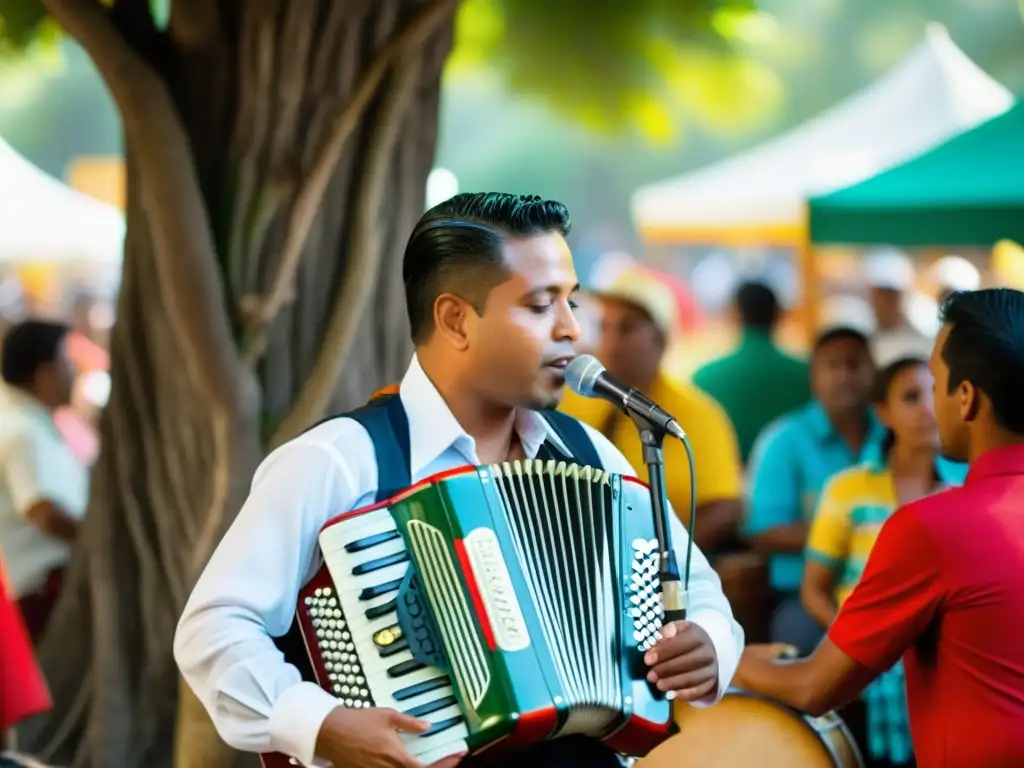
[631,23,1014,245]
[0,136,124,264]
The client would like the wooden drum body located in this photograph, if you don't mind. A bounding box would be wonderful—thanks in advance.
[636,689,864,768]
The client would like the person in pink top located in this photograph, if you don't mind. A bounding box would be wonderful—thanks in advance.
[0,551,52,751]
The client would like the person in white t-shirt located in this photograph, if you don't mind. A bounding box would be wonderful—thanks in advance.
[0,320,89,641]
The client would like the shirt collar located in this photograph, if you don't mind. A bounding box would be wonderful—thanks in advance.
[965,444,1024,485]
[398,354,562,475]
[861,450,966,486]
[2,384,51,421]
[739,329,773,349]
[805,400,886,458]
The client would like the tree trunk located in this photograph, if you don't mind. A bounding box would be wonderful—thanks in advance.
[18,2,455,767]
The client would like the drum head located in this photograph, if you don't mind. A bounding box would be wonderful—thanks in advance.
[637,691,855,768]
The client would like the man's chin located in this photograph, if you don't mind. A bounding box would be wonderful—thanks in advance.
[527,387,564,412]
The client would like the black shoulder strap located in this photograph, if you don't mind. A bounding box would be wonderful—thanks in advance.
[306,392,411,504]
[341,394,412,503]
[539,410,605,471]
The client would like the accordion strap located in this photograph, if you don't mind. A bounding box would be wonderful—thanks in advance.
[539,410,605,471]
[344,393,412,504]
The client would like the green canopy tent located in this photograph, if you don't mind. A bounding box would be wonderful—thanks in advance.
[809,101,1024,246]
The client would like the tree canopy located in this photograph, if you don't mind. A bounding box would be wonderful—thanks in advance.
[2,0,772,145]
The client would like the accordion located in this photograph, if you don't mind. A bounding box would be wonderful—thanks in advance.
[263,460,673,767]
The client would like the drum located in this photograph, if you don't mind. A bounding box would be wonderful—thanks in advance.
[636,688,864,768]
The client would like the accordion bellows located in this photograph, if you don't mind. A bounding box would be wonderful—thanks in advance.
[263,460,673,767]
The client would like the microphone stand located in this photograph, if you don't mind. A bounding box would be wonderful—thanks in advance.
[632,414,686,625]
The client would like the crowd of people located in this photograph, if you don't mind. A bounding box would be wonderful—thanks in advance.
[2,192,1022,768]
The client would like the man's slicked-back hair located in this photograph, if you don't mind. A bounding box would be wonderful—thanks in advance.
[939,288,1024,433]
[402,192,571,344]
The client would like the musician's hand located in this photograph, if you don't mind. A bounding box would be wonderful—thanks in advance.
[315,706,467,768]
[644,620,719,702]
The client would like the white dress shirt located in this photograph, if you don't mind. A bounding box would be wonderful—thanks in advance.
[0,385,89,597]
[174,355,744,767]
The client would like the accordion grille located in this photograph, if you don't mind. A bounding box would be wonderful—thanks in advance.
[488,459,622,736]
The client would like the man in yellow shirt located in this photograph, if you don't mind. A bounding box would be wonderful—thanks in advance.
[560,269,744,555]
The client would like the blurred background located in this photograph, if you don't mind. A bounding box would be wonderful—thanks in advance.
[2,1,1024,766]
[4,0,1023,410]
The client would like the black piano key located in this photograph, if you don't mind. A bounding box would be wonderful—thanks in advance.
[353,550,409,576]
[387,658,425,678]
[345,530,401,553]
[379,638,409,658]
[421,715,464,738]
[365,598,397,620]
[358,578,403,601]
[393,676,450,701]
[404,696,457,719]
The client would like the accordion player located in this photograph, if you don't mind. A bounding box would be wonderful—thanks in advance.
[261,459,675,767]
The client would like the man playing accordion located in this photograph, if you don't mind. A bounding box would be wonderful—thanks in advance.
[174,192,743,768]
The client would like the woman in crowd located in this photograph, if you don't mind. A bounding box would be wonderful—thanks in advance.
[800,356,965,768]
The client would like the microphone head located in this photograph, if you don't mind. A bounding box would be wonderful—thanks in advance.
[565,354,605,397]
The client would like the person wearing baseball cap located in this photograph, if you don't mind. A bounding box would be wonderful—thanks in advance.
[559,268,744,557]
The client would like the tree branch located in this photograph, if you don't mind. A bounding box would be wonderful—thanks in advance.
[269,52,422,448]
[40,0,250,421]
[168,0,219,49]
[240,0,458,365]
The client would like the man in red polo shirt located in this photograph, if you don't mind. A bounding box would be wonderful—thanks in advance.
[731,288,1024,767]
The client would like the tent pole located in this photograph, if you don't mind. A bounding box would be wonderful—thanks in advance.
[799,209,818,347]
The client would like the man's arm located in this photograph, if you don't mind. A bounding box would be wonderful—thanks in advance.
[581,423,745,706]
[744,423,805,554]
[4,433,81,541]
[174,427,367,767]
[734,506,945,716]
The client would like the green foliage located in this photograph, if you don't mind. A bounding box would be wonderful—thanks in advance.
[447,0,781,143]
[0,0,49,51]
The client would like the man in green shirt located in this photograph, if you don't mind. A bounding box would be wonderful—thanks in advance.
[693,281,811,463]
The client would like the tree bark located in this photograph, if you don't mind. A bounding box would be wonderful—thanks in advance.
[17,2,455,767]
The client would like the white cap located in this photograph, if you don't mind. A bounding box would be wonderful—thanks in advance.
[933,255,981,292]
[864,247,915,292]
[817,294,876,338]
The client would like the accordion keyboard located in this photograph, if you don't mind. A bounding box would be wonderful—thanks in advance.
[314,506,470,765]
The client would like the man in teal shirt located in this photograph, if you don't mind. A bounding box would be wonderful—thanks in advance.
[745,325,883,654]
[693,281,811,463]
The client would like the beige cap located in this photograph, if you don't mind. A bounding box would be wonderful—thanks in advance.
[591,268,678,336]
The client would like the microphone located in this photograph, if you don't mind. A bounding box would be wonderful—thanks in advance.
[565,355,686,440]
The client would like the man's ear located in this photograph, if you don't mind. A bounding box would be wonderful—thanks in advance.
[959,379,980,423]
[433,293,471,351]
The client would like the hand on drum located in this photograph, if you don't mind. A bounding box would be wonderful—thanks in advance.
[644,620,719,701]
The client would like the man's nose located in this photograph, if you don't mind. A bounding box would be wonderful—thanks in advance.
[554,301,581,343]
